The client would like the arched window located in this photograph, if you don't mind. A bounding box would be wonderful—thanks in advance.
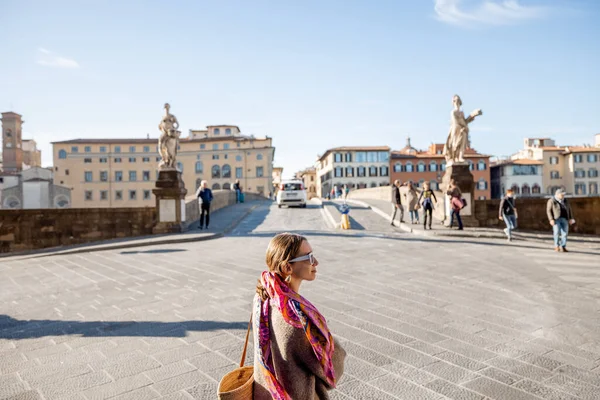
[430,180,438,191]
[478,179,487,190]
[418,179,425,187]
[440,161,446,171]
[212,183,221,190]
[222,164,231,178]
[196,178,202,189]
[176,162,183,172]
[417,162,426,172]
[223,182,231,190]
[225,128,232,135]
[59,149,67,159]
[522,184,531,195]
[369,166,378,177]
[212,165,221,178]
[214,128,220,135]
[370,182,377,188]
[236,155,242,162]
[195,161,203,174]
[357,166,366,177]
[257,154,263,160]
[358,183,367,189]
[54,195,70,208]
[430,161,438,172]
[511,184,520,195]
[478,160,486,171]
[468,160,474,171]
[532,184,541,194]
[405,162,414,172]
[3,196,20,209]
[394,163,402,173]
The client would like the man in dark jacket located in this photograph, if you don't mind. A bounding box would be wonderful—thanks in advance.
[391,180,404,225]
[234,180,242,203]
[546,188,575,252]
[499,189,517,241]
[196,180,214,229]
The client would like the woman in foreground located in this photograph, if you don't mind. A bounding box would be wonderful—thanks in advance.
[253,233,346,399]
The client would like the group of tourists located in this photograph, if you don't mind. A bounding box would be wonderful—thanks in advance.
[390,179,444,230]
[499,187,575,251]
[328,184,350,201]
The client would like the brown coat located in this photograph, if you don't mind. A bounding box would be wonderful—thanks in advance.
[253,302,346,400]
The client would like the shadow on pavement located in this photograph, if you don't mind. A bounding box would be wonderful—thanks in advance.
[0,315,248,340]
[228,204,271,234]
[120,248,188,255]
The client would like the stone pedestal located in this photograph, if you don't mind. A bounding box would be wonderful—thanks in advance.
[152,169,187,234]
[441,163,478,227]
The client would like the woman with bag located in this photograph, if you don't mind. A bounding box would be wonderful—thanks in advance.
[253,233,346,399]
[404,182,420,224]
[418,181,437,230]
[447,180,464,230]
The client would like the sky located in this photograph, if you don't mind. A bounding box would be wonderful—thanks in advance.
[1,0,599,178]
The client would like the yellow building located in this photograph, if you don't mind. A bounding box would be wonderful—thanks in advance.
[52,125,275,208]
[299,167,317,199]
[513,136,600,196]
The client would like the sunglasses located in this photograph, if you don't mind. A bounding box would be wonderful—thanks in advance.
[289,252,316,265]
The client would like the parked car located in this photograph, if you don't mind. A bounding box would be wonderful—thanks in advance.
[276,179,307,208]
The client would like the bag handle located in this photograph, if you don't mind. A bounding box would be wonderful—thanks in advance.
[239,314,252,368]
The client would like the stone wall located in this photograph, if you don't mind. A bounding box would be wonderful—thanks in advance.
[474,197,600,235]
[348,186,446,221]
[0,207,156,253]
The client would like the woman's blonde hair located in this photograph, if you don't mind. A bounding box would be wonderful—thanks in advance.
[256,233,306,300]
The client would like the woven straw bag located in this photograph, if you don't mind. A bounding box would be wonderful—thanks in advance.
[218,316,254,399]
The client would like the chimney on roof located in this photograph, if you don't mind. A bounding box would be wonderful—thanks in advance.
[146,133,150,139]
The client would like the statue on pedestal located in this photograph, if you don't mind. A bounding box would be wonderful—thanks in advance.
[158,103,180,169]
[443,95,482,165]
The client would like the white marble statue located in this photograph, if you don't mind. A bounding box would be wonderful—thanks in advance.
[158,103,180,170]
[443,95,482,165]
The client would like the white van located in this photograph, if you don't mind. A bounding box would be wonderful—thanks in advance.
[276,179,307,208]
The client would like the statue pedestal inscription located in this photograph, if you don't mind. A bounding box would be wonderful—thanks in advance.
[153,170,187,234]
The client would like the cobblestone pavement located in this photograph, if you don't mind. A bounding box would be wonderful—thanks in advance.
[1,202,600,399]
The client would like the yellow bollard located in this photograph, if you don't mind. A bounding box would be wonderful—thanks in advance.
[341,214,351,230]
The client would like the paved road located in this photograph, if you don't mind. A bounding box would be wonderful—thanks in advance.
[1,202,600,399]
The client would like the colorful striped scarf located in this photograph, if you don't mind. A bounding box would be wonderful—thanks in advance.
[253,271,337,400]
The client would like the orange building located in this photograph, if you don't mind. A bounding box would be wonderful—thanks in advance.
[390,138,492,199]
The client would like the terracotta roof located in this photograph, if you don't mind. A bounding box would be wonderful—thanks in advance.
[206,125,241,130]
[539,146,567,150]
[52,135,268,145]
[391,152,490,160]
[1,111,22,117]
[562,147,600,154]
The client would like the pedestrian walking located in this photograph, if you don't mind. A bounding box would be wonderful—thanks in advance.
[499,188,518,241]
[447,180,464,230]
[196,180,213,229]
[404,182,420,224]
[253,233,346,399]
[343,184,350,200]
[390,180,405,225]
[234,180,242,203]
[546,188,575,252]
[418,181,437,230]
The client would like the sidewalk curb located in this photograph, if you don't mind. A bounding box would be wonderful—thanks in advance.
[3,204,260,260]
[351,198,600,245]
[315,198,339,229]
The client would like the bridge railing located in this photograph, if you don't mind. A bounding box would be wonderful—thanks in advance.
[347,186,446,222]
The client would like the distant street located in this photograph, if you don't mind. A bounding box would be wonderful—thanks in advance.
[1,201,600,399]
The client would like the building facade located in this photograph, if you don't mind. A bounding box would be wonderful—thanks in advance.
[512,136,600,196]
[272,167,283,196]
[52,125,275,208]
[390,140,492,199]
[315,146,391,198]
[1,111,71,209]
[299,167,317,199]
[490,159,544,199]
